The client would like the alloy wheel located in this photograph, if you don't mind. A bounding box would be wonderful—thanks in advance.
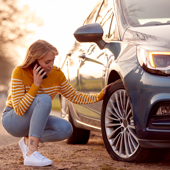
[105,89,139,158]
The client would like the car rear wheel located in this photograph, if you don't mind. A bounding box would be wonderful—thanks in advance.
[101,79,169,162]
[60,96,90,144]
[67,109,90,144]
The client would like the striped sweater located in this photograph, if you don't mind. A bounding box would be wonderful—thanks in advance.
[6,66,105,116]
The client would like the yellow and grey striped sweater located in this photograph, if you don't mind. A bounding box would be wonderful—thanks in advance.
[6,66,105,116]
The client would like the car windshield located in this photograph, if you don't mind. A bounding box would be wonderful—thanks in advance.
[121,0,170,27]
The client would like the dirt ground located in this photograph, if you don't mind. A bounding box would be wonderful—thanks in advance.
[1,99,170,170]
[0,132,170,170]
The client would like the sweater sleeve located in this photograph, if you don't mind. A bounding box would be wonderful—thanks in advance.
[59,74,105,104]
[11,67,39,116]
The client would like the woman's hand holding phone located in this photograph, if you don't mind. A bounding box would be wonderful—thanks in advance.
[33,64,47,87]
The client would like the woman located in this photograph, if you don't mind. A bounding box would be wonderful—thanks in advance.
[1,40,111,167]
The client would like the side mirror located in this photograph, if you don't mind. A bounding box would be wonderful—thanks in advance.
[73,23,107,49]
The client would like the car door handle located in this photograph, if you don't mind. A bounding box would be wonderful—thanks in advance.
[79,54,86,59]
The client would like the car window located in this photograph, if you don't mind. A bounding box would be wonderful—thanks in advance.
[121,0,170,27]
[96,0,114,39]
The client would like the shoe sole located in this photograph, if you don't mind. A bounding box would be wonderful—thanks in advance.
[24,160,53,166]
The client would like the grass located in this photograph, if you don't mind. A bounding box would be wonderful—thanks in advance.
[52,95,61,111]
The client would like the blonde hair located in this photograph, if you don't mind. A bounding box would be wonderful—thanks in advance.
[19,39,59,68]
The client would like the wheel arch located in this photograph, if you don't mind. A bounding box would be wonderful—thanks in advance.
[107,69,121,84]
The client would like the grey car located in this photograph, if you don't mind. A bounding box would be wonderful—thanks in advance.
[60,0,170,162]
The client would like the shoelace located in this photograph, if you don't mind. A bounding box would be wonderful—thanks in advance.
[33,151,46,160]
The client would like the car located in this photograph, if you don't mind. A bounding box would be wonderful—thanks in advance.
[60,0,170,162]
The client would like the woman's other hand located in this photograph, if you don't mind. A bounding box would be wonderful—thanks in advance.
[33,64,46,87]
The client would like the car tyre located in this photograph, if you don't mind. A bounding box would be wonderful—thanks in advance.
[67,110,90,144]
[101,79,169,162]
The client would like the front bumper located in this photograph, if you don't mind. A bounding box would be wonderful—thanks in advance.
[125,65,170,148]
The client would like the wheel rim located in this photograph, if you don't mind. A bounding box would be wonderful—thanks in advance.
[105,89,139,158]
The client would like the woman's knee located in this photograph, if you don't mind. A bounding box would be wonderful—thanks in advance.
[36,94,52,109]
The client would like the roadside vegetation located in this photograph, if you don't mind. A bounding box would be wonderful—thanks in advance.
[52,94,61,111]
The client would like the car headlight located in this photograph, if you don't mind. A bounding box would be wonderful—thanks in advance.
[137,46,170,76]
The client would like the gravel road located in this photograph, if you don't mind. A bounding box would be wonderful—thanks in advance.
[1,98,170,169]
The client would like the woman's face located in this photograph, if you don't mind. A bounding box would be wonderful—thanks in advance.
[37,51,55,75]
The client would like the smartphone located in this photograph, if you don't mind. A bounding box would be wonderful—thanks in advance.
[30,60,47,79]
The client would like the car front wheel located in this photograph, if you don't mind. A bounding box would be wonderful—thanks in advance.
[101,79,168,162]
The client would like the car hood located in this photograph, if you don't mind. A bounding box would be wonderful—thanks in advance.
[124,25,170,49]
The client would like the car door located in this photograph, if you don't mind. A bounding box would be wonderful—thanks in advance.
[72,0,116,120]
[63,0,104,91]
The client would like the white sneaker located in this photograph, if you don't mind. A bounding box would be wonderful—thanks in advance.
[19,137,28,158]
[24,151,53,166]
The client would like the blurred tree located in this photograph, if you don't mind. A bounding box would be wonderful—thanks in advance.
[0,0,43,94]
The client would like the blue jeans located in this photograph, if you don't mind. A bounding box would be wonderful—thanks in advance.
[1,94,73,142]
